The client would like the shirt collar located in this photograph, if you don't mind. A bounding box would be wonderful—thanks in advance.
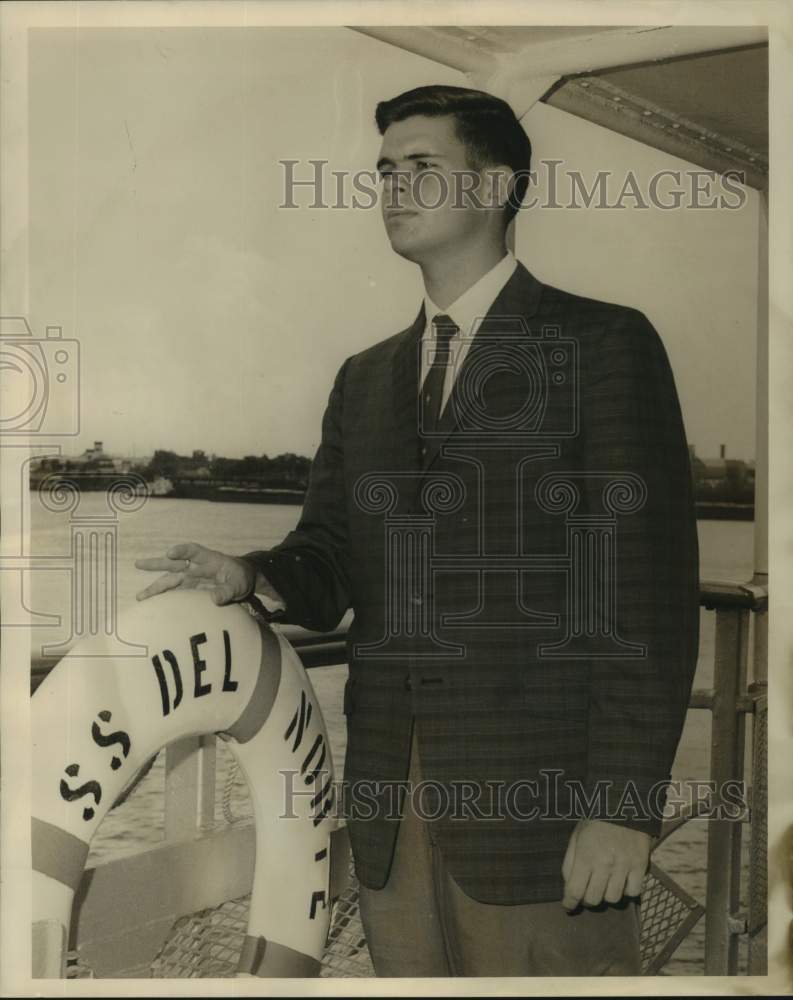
[423,251,518,338]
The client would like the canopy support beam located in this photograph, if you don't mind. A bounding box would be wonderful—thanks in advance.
[351,26,768,116]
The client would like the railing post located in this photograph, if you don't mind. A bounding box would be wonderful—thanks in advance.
[747,687,768,975]
[164,736,217,840]
[704,606,750,974]
[747,581,768,975]
[747,186,768,975]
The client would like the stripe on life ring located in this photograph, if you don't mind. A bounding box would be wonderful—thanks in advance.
[223,624,282,744]
[237,934,321,977]
[32,818,90,891]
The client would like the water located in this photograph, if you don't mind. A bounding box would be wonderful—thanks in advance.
[29,495,756,975]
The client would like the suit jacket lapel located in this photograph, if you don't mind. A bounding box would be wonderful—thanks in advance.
[420,261,545,472]
[391,303,425,472]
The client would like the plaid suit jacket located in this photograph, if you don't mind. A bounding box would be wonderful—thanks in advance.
[245,262,700,904]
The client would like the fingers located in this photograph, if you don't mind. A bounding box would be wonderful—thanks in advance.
[625,864,646,898]
[212,583,237,606]
[603,868,629,905]
[561,827,581,910]
[135,545,248,606]
[136,571,188,602]
[561,826,577,885]
[136,575,220,602]
[562,857,589,911]
[166,542,210,562]
[135,557,190,573]
[562,821,650,909]
[564,862,627,910]
[136,543,215,583]
[582,868,610,908]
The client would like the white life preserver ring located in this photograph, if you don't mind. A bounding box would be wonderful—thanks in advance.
[31,590,338,978]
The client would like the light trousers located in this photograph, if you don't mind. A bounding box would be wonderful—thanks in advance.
[357,725,642,977]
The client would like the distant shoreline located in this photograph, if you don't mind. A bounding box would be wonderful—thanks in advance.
[694,502,755,521]
[27,480,754,520]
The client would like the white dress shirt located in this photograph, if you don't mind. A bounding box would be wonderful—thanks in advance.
[421,251,518,413]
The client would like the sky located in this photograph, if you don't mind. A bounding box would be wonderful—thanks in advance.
[27,26,760,463]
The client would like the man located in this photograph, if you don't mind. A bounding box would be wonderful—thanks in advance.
[137,85,699,976]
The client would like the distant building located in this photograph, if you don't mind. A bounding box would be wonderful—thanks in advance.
[700,458,728,482]
[82,440,107,463]
[689,444,754,504]
[688,444,705,485]
[30,440,135,476]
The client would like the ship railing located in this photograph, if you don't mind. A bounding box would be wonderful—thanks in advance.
[32,578,768,979]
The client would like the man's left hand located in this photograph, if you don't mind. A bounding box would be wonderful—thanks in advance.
[561,819,652,910]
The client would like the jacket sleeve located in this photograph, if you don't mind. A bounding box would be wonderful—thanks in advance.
[242,358,352,632]
[580,310,700,837]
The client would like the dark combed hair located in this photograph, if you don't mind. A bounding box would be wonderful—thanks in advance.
[375,84,532,222]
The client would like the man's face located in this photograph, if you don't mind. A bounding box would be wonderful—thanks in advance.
[377,114,491,263]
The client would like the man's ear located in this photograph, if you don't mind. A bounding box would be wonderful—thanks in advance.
[483,164,514,213]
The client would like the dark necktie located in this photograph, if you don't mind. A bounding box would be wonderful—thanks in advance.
[420,313,460,465]
[421,313,458,448]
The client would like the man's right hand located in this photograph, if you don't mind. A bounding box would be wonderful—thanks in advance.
[135,542,256,606]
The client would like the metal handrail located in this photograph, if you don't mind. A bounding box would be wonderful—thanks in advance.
[30,578,768,685]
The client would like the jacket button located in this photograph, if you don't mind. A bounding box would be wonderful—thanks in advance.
[404,675,412,691]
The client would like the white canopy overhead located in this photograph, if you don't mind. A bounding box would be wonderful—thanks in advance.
[352,26,768,190]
